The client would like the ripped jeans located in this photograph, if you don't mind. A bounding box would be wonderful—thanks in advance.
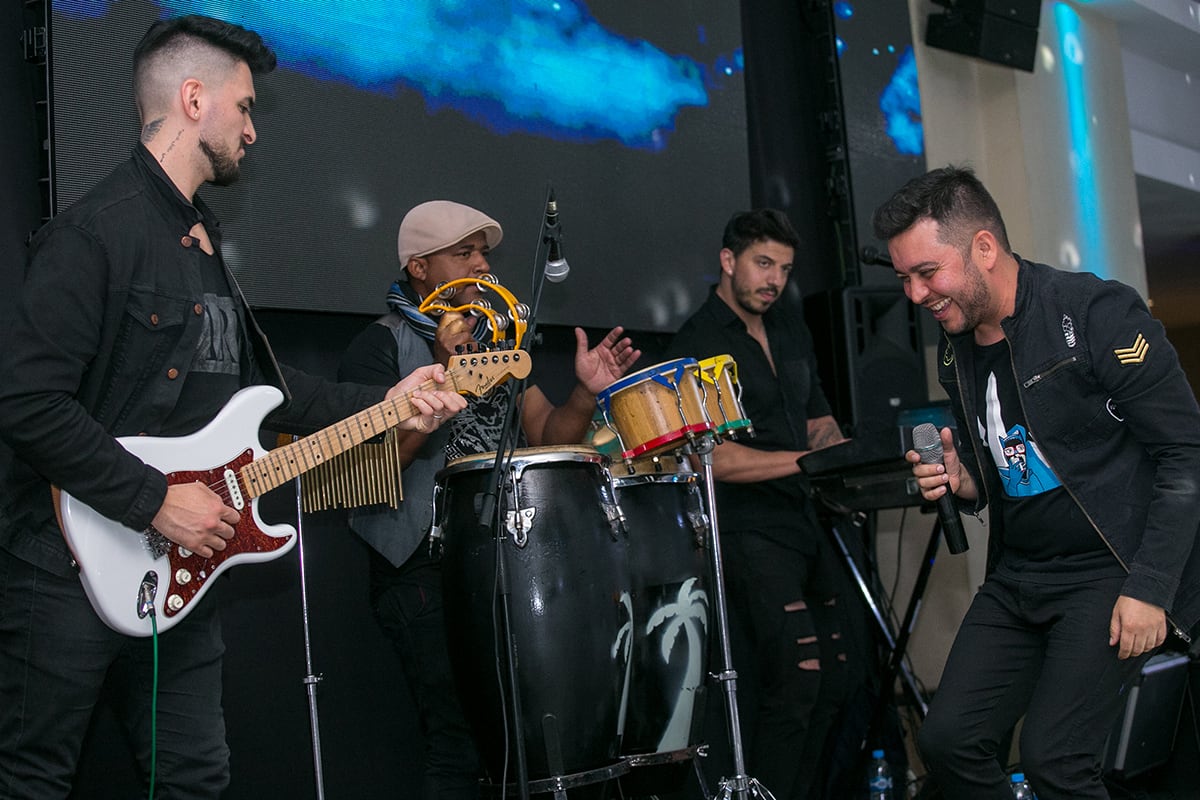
[720,525,851,800]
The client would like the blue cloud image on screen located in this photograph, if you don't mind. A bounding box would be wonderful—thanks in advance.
[879,46,923,156]
[57,0,737,151]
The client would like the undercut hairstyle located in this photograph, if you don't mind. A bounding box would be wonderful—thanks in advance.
[721,209,802,256]
[871,165,1011,256]
[133,15,276,120]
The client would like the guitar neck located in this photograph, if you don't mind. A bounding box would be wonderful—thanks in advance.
[239,351,528,498]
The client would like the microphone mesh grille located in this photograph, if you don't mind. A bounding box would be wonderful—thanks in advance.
[912,422,943,464]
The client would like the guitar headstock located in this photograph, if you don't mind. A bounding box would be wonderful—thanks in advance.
[446,350,531,398]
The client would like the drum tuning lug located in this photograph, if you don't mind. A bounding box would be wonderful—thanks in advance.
[504,507,534,547]
[688,509,710,543]
[601,502,625,538]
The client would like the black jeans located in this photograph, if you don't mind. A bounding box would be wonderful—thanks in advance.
[720,525,851,800]
[0,547,229,799]
[917,572,1148,799]
[370,544,482,800]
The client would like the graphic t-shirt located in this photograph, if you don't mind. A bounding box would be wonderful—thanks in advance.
[162,254,244,436]
[443,381,523,463]
[972,339,1121,581]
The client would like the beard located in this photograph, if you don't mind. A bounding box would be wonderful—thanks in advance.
[198,137,241,186]
[731,276,778,317]
[944,255,993,334]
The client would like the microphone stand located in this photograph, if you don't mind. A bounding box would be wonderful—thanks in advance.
[473,186,560,800]
[477,380,531,800]
[291,450,327,800]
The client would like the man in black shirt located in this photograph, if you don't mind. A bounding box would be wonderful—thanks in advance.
[665,209,853,800]
[0,16,464,798]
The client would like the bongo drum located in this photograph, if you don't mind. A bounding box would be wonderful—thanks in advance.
[696,354,754,440]
[595,359,714,461]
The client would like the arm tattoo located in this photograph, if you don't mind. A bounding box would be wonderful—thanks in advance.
[140,117,165,144]
[807,418,845,450]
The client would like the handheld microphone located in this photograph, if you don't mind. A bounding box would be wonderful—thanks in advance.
[544,193,569,283]
[911,423,969,554]
[861,245,893,267]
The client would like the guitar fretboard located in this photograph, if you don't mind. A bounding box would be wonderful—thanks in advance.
[239,351,528,497]
[241,392,422,497]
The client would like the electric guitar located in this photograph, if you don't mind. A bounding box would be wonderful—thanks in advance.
[57,350,530,637]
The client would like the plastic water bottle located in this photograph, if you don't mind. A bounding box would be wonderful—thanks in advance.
[1010,772,1036,799]
[867,749,893,799]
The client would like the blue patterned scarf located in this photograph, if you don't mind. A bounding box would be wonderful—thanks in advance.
[386,279,491,343]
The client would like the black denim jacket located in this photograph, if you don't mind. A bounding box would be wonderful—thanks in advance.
[0,146,384,575]
[940,258,1200,635]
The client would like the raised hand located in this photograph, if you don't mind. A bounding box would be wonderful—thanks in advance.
[573,326,641,395]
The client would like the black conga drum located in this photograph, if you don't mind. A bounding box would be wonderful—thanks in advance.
[610,454,710,795]
[437,445,631,794]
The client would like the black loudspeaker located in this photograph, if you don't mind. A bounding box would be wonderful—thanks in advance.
[803,287,927,440]
[1103,652,1191,778]
[926,0,1041,73]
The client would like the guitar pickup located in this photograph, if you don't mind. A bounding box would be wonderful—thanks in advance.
[223,468,245,510]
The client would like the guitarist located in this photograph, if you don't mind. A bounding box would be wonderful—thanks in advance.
[338,199,641,799]
[0,15,466,799]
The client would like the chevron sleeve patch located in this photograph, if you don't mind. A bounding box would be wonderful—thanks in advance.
[1113,332,1149,365]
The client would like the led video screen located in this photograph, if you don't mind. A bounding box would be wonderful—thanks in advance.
[51,0,751,333]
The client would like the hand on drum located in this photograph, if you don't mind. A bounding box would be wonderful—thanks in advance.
[574,326,641,394]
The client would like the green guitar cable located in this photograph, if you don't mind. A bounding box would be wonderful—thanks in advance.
[148,605,159,800]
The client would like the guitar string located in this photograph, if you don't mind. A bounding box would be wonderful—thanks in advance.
[174,378,440,498]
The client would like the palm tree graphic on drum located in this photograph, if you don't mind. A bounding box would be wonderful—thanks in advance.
[614,592,635,738]
[646,578,709,750]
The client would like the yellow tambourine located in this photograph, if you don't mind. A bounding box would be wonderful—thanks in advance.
[418,275,528,349]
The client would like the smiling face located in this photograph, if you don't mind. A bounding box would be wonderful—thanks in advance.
[889,218,999,339]
[717,238,794,321]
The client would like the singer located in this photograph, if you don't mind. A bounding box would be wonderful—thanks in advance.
[337,199,640,798]
[875,166,1200,800]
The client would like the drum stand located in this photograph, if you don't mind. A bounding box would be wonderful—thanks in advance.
[692,438,776,800]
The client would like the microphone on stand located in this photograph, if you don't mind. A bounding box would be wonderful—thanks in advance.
[861,245,893,267]
[911,423,969,554]
[543,192,569,283]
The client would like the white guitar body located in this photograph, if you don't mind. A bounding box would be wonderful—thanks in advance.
[60,386,295,637]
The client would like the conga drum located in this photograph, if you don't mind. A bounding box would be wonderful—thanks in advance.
[610,454,710,795]
[595,358,714,461]
[436,445,631,793]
